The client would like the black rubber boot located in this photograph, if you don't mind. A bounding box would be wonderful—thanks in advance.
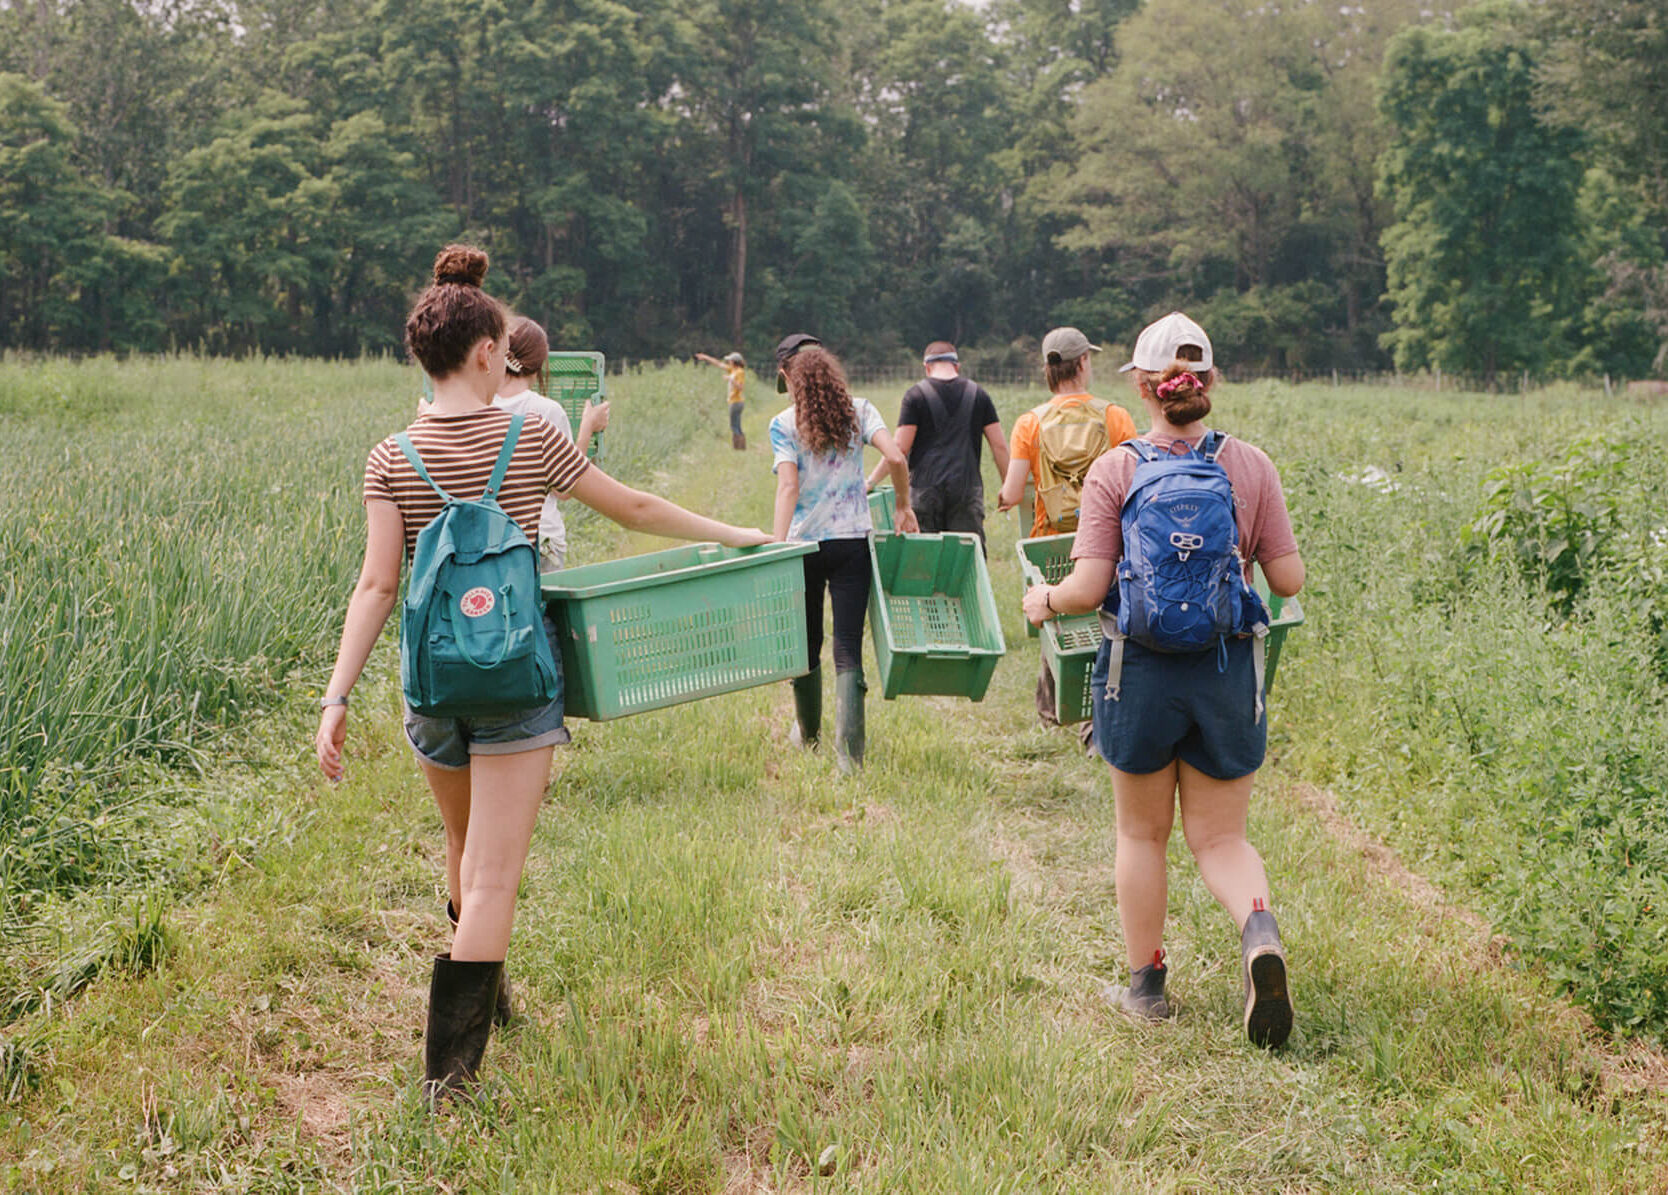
[423,954,502,1106]
[1109,949,1171,1021]
[834,670,866,775]
[1241,902,1293,1048]
[447,900,512,1027]
[789,667,821,748]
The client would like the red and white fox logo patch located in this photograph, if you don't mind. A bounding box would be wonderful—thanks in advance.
[459,587,495,618]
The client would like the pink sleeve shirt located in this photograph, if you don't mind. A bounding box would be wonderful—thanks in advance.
[1071,431,1298,581]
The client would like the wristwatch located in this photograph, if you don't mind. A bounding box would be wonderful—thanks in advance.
[319,695,349,709]
[1044,589,1056,614]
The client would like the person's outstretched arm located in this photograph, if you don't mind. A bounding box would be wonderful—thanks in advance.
[566,464,770,547]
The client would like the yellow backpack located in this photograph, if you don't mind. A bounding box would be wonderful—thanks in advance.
[1034,397,1112,532]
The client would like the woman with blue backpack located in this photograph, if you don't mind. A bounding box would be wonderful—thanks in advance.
[1021,312,1304,1047]
[314,245,770,1105]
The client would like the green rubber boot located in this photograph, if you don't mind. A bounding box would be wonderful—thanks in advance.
[789,667,821,748]
[834,669,866,775]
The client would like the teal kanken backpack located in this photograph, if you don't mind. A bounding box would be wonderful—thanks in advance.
[394,413,560,717]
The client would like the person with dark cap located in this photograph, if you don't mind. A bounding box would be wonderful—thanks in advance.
[866,341,1008,550]
[768,333,918,773]
[695,350,749,449]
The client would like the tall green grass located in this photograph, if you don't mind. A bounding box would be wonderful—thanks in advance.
[0,357,718,921]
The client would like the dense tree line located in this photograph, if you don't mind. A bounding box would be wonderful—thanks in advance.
[0,0,1662,378]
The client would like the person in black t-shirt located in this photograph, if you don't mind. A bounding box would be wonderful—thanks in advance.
[866,341,1009,548]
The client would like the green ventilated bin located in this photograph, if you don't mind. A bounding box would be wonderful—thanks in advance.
[868,484,897,532]
[1257,567,1304,691]
[542,541,816,720]
[1017,533,1100,723]
[1016,541,1306,725]
[1015,532,1078,640]
[868,532,1006,700]
[545,351,606,463]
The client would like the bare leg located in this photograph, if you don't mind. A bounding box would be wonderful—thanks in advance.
[419,760,472,919]
[1110,761,1178,970]
[451,746,555,961]
[1176,761,1268,930]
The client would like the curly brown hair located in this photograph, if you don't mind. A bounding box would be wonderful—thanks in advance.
[405,244,506,378]
[784,347,859,456]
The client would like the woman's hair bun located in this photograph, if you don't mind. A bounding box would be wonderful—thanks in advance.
[433,244,489,288]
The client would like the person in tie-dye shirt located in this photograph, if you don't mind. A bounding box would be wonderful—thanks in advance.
[769,333,917,774]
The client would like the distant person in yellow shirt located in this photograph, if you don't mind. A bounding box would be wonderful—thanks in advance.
[696,351,749,449]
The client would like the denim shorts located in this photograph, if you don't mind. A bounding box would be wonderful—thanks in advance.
[1090,633,1266,779]
[402,614,570,770]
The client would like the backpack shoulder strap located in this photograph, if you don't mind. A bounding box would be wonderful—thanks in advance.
[1125,438,1162,464]
[1201,429,1230,462]
[915,378,957,437]
[394,431,453,503]
[482,412,525,501]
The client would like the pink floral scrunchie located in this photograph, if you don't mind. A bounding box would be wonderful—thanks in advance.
[1155,372,1203,401]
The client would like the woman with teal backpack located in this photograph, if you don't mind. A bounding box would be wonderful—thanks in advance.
[314,245,769,1105]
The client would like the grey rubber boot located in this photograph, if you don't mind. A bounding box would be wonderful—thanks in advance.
[423,954,502,1107]
[789,667,821,748]
[834,669,866,774]
[1107,949,1171,1021]
[447,900,512,1026]
[1241,902,1293,1048]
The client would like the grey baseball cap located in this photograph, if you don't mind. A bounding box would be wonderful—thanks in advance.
[1041,327,1101,365]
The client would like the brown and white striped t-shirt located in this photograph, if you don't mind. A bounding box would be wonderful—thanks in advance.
[363,406,590,561]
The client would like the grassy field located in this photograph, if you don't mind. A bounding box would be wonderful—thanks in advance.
[2,359,1667,1190]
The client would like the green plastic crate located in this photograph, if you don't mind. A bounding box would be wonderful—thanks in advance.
[868,484,897,532]
[1256,567,1304,691]
[868,532,1006,700]
[542,541,816,720]
[545,351,606,463]
[1015,532,1078,639]
[1016,538,1306,725]
[1017,534,1101,722]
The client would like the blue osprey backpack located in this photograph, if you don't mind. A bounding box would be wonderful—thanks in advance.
[394,412,560,718]
[1100,430,1272,719]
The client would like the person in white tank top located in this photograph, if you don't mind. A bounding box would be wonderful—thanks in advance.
[492,316,609,572]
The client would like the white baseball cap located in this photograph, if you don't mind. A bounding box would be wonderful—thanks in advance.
[1119,311,1213,373]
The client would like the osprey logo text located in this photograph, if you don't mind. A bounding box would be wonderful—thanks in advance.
[459,587,496,618]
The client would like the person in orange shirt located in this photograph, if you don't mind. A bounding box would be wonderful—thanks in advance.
[998,327,1137,734]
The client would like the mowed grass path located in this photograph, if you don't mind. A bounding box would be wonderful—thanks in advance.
[3,367,1666,1191]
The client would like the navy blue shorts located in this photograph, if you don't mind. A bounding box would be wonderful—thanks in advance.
[402,614,570,770]
[1090,634,1266,779]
